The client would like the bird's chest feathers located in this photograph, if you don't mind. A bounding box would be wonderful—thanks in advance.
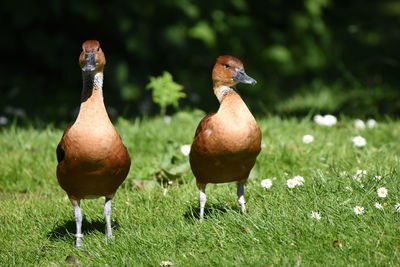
[66,119,117,162]
[212,109,259,153]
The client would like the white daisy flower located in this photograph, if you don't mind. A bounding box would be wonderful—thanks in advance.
[377,187,388,198]
[311,211,321,220]
[324,115,337,126]
[339,171,347,177]
[374,203,383,210]
[180,144,191,156]
[160,261,174,266]
[287,179,297,188]
[314,114,337,126]
[356,170,367,176]
[353,170,366,182]
[294,175,305,185]
[260,179,272,189]
[302,135,314,144]
[354,119,365,129]
[367,119,377,128]
[352,136,366,147]
[394,203,400,212]
[313,115,324,125]
[163,115,172,123]
[0,116,8,126]
[374,175,382,181]
[353,175,362,183]
[354,206,365,215]
[345,186,352,191]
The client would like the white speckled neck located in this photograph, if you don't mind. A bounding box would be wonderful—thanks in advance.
[83,72,103,91]
[93,72,103,90]
[81,72,104,102]
[216,86,234,102]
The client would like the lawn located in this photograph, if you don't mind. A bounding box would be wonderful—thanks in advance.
[1,110,400,266]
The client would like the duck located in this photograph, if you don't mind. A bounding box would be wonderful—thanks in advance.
[56,40,131,247]
[189,55,261,219]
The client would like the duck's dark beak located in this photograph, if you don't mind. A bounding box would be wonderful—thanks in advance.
[233,69,257,85]
[82,53,96,72]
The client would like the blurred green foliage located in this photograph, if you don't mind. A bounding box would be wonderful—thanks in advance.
[0,0,399,123]
[146,71,185,116]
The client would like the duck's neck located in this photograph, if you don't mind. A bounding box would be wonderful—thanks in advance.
[76,72,108,122]
[81,72,103,101]
[215,85,253,119]
[214,85,235,103]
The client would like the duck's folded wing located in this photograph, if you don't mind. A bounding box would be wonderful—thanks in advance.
[194,113,215,139]
[56,125,72,164]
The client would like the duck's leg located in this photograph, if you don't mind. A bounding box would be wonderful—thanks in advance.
[70,199,83,248]
[198,183,207,219]
[104,196,114,240]
[237,183,246,213]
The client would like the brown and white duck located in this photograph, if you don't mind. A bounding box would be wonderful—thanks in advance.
[189,55,261,218]
[56,40,131,247]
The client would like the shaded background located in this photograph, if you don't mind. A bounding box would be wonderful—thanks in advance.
[1,0,400,124]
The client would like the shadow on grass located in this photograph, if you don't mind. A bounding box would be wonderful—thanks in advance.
[47,218,120,241]
[183,201,241,222]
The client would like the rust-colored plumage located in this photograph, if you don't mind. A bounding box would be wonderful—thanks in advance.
[56,124,130,200]
[189,55,261,218]
[56,40,130,247]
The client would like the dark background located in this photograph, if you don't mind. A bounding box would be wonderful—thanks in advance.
[1,0,400,124]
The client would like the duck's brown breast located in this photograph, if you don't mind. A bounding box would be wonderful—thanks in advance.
[56,122,131,200]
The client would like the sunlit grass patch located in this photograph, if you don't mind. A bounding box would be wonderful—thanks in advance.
[1,111,400,265]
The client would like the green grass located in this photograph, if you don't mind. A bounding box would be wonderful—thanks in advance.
[1,111,400,266]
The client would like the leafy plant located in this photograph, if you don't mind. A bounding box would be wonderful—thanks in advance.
[146,71,186,116]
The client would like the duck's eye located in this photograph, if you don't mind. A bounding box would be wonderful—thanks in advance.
[224,64,230,68]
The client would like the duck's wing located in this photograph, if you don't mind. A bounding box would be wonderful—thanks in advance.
[56,125,72,164]
[194,113,216,139]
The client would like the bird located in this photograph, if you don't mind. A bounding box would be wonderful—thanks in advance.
[189,55,261,219]
[56,40,131,247]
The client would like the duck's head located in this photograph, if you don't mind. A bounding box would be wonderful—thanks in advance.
[79,40,106,73]
[212,55,256,88]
